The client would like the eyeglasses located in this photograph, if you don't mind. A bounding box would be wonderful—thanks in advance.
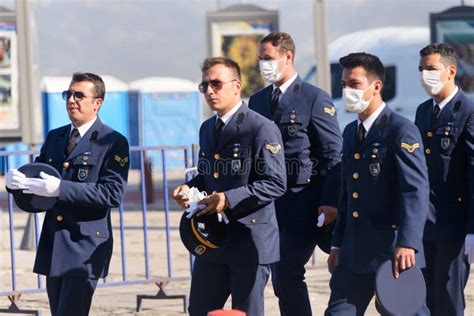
[198,79,237,93]
[62,90,98,101]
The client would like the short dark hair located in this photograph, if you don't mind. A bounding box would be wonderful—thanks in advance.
[71,72,106,100]
[200,57,241,80]
[419,43,458,67]
[339,52,385,83]
[260,32,296,59]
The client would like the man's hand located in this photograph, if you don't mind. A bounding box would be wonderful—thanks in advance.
[197,192,227,216]
[393,247,415,278]
[327,248,339,274]
[318,205,337,225]
[6,169,27,190]
[172,184,190,208]
[23,172,60,197]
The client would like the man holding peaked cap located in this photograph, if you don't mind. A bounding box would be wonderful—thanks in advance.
[325,53,430,315]
[6,72,129,316]
[173,57,286,316]
[8,162,62,213]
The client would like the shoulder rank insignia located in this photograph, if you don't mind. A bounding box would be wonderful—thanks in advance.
[324,106,336,116]
[115,155,129,166]
[401,143,420,153]
[265,143,281,154]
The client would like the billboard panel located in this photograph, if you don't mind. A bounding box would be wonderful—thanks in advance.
[431,6,474,98]
[0,21,19,140]
[207,5,278,98]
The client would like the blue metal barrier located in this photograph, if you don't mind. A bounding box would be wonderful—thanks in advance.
[0,145,196,314]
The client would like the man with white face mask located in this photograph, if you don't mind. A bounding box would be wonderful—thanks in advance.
[415,43,474,316]
[326,53,430,315]
[249,32,342,316]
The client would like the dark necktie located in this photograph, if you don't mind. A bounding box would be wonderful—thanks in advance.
[215,118,224,145]
[432,103,440,127]
[357,122,366,146]
[270,87,281,116]
[65,128,79,156]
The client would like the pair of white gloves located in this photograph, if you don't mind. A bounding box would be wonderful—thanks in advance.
[182,187,229,224]
[5,169,61,197]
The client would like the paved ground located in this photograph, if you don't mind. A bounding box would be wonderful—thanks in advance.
[1,210,474,316]
[0,210,352,316]
[0,170,473,315]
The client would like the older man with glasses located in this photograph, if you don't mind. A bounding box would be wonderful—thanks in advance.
[5,72,130,316]
[173,56,287,316]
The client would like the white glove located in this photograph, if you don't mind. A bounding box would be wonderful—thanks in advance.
[317,212,325,227]
[23,171,61,197]
[183,187,207,218]
[465,234,474,264]
[185,203,206,218]
[182,187,230,224]
[6,169,27,190]
[217,212,229,224]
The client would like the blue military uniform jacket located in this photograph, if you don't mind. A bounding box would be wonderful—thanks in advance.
[332,106,429,273]
[249,76,342,230]
[186,103,287,265]
[33,118,129,278]
[415,89,474,241]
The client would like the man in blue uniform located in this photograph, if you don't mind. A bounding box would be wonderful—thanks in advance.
[325,53,430,315]
[248,32,342,316]
[172,57,286,316]
[6,72,130,316]
[415,43,474,316]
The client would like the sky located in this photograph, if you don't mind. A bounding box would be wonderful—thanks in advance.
[1,0,472,83]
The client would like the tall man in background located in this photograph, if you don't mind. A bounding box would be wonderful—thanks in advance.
[249,32,342,316]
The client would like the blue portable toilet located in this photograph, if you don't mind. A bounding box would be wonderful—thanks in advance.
[41,76,130,140]
[128,77,201,171]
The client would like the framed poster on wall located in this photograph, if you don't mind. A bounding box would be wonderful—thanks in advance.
[0,19,20,141]
[431,6,474,99]
[207,4,278,98]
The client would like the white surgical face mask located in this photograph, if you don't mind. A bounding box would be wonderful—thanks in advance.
[342,82,374,113]
[259,58,287,83]
[421,69,447,96]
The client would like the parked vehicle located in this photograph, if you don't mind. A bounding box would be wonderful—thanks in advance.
[304,27,430,129]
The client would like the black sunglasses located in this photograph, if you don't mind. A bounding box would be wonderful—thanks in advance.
[62,90,98,101]
[198,79,237,93]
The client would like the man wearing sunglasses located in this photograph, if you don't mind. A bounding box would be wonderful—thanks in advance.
[249,32,343,316]
[173,57,286,316]
[6,72,129,316]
